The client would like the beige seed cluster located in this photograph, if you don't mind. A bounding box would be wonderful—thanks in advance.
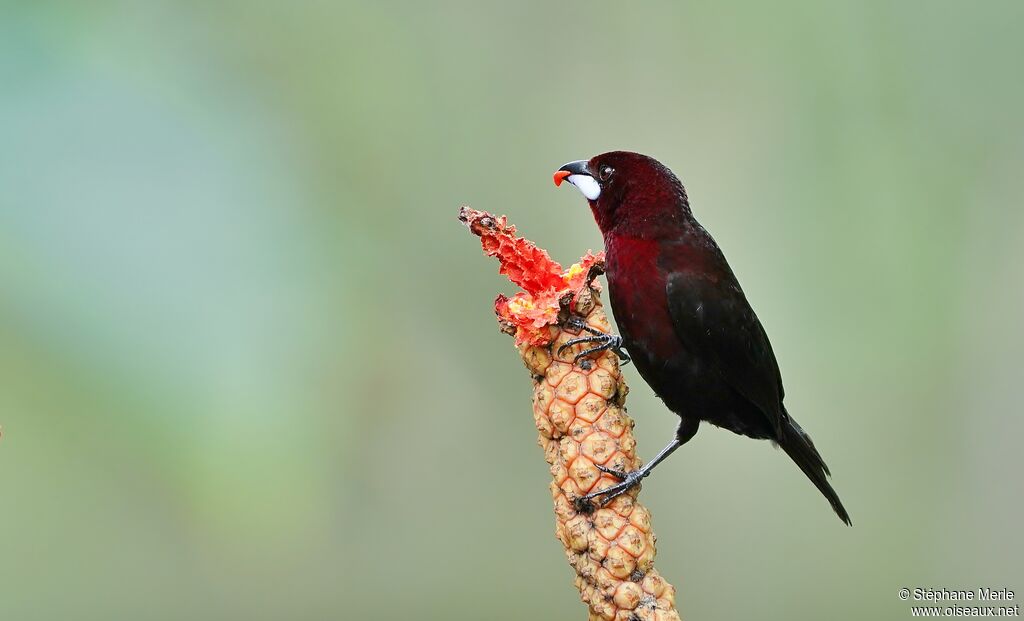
[512,286,682,621]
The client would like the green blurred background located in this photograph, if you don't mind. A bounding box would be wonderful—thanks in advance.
[1,2,1021,619]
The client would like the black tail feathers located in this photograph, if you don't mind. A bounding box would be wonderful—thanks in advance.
[778,417,851,526]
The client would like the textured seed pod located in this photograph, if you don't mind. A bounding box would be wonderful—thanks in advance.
[460,206,682,621]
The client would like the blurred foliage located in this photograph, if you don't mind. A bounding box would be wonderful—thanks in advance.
[0,1,1021,619]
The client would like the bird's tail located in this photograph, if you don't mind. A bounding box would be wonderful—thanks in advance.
[777,414,851,525]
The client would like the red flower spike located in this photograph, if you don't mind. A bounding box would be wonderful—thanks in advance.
[459,207,565,295]
[461,206,682,621]
[460,206,605,346]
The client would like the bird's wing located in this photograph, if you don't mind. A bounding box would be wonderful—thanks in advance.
[665,268,786,434]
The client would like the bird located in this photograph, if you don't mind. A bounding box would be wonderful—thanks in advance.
[553,151,851,525]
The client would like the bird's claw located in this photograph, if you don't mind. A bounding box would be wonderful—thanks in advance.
[595,463,629,480]
[563,315,588,333]
[557,319,631,366]
[579,467,646,508]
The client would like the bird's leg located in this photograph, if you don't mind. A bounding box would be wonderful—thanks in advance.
[558,317,631,365]
[578,419,699,509]
[579,438,680,507]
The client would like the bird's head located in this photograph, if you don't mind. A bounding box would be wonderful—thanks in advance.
[553,151,690,237]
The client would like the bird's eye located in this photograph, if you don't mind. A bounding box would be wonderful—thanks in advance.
[599,165,614,181]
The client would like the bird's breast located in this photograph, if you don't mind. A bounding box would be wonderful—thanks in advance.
[604,238,680,367]
[605,236,729,420]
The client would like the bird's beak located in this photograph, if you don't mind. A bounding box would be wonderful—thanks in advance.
[553,160,601,201]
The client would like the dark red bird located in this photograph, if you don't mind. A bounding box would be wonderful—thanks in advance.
[554,151,851,525]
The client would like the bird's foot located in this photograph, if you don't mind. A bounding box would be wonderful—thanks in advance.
[576,465,646,509]
[595,463,630,480]
[558,318,631,366]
